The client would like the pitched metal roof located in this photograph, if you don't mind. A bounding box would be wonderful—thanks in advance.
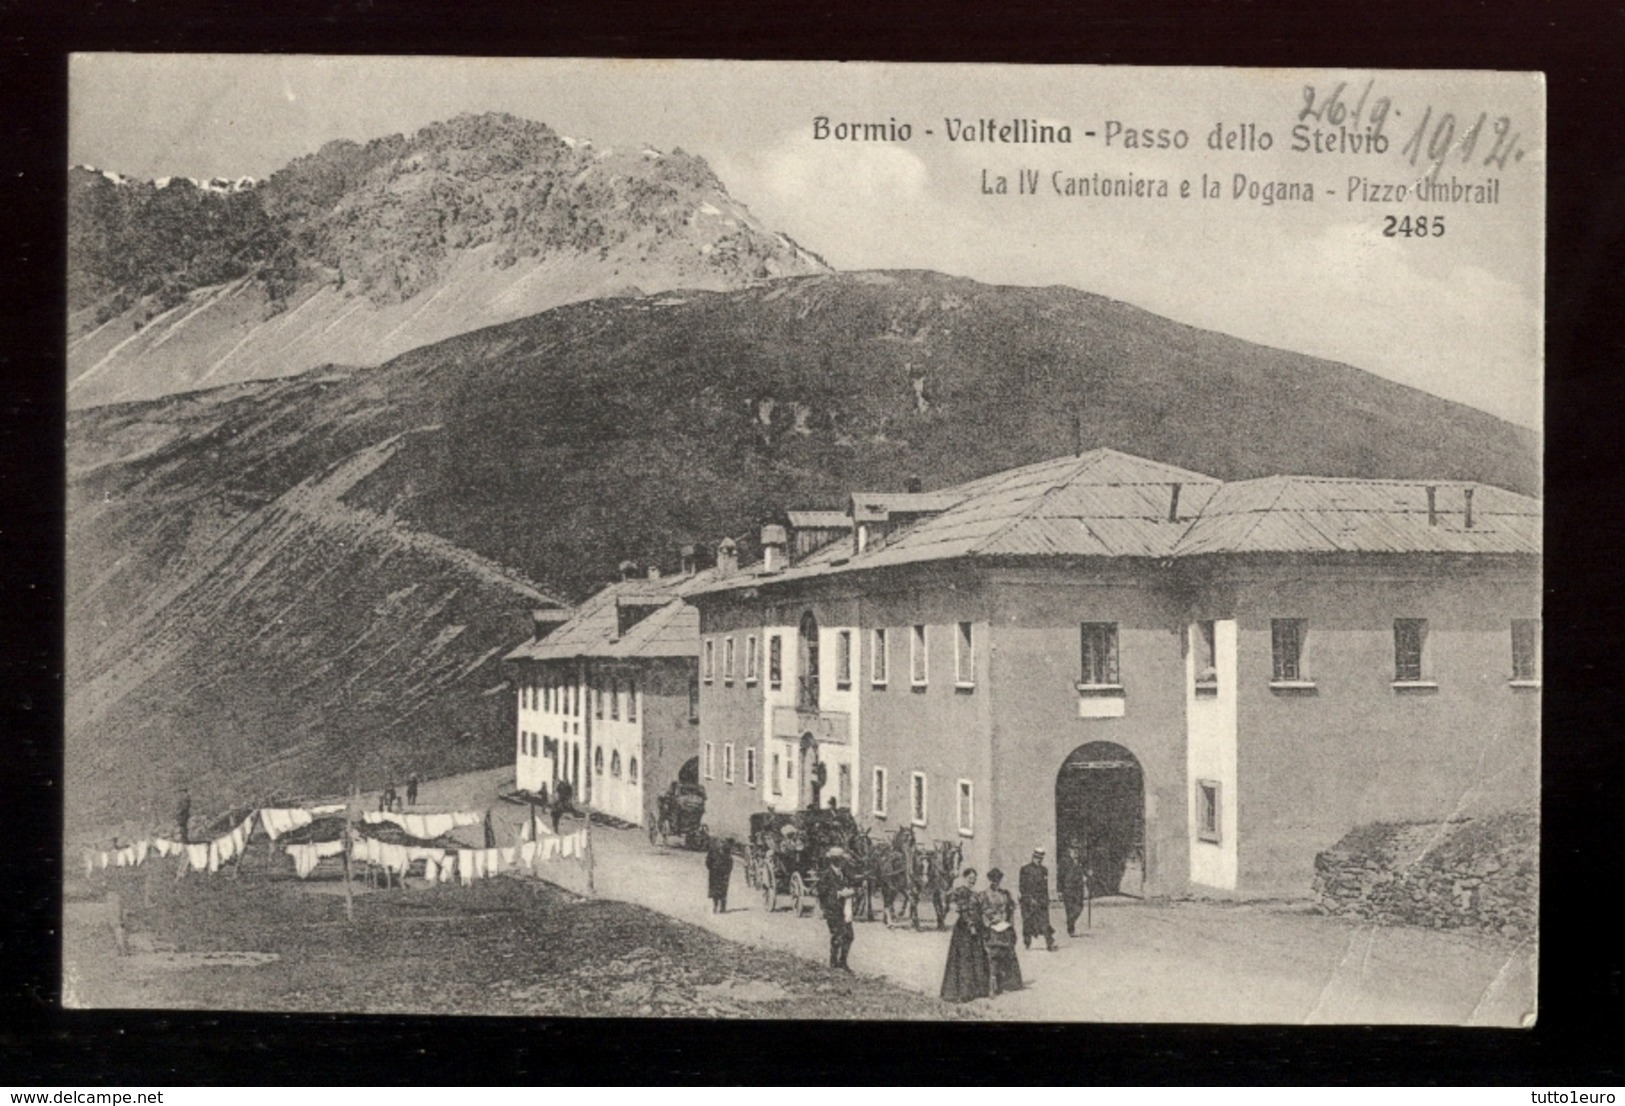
[688,448,1541,595]
[1171,476,1541,556]
[506,570,719,662]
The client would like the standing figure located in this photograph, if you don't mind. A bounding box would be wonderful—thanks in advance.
[817,846,857,971]
[705,836,736,912]
[1059,843,1090,937]
[979,868,1023,995]
[809,760,827,811]
[380,781,398,814]
[1019,847,1058,951]
[405,773,420,807]
[551,778,575,833]
[175,787,191,845]
[940,868,991,1002]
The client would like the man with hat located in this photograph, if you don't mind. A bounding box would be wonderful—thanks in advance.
[1019,846,1058,951]
[817,845,857,971]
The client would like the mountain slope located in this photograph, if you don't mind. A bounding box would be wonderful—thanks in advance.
[66,113,828,409]
[65,270,1539,831]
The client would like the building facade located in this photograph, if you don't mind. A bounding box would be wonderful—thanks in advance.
[505,567,709,826]
[689,450,1540,898]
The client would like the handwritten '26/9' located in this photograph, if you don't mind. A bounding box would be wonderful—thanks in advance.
[1301,79,1529,179]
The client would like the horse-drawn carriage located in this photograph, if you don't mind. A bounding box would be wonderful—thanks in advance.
[745,807,857,916]
[650,781,709,850]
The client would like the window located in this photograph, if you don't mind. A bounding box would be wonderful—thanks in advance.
[872,628,889,685]
[838,763,852,808]
[746,635,759,683]
[704,742,715,779]
[704,639,715,683]
[1197,779,1221,843]
[628,756,639,783]
[628,678,638,722]
[688,676,699,722]
[911,624,928,685]
[1080,623,1121,686]
[745,747,757,787]
[872,767,888,817]
[724,636,736,683]
[769,635,782,688]
[594,680,604,720]
[955,621,975,686]
[1194,620,1217,692]
[836,630,853,687]
[1271,619,1307,682]
[517,730,525,756]
[610,677,620,720]
[1394,619,1428,682]
[723,743,735,783]
[594,747,604,775]
[610,750,622,778]
[957,779,974,836]
[771,753,783,796]
[1511,619,1541,683]
[910,771,928,826]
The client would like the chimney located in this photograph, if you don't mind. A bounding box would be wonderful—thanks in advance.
[906,475,923,494]
[716,537,739,577]
[1426,486,1438,526]
[618,559,639,581]
[647,564,661,581]
[1073,411,1083,457]
[760,524,788,573]
[1168,483,1182,522]
[1463,486,1475,529]
[680,543,699,576]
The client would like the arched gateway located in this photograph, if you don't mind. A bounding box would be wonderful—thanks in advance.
[1055,742,1146,897]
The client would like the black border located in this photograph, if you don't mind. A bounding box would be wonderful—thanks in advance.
[4,0,1623,1086]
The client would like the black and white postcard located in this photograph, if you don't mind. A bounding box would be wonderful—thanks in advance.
[64,57,1542,1024]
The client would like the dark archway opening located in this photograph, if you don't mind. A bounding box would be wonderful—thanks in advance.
[1055,741,1146,897]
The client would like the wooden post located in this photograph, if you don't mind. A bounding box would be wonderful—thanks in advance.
[584,804,595,898]
[342,792,356,923]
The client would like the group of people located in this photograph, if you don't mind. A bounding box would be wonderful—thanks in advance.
[939,845,1091,1003]
[378,774,422,814]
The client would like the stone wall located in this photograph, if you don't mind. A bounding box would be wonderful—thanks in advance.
[1311,811,1536,939]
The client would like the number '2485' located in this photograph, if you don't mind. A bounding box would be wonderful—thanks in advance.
[1383,215,1446,239]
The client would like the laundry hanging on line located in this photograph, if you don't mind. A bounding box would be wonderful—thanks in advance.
[287,839,347,879]
[363,809,482,840]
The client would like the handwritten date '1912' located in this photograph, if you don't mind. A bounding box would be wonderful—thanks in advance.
[1301,79,1529,180]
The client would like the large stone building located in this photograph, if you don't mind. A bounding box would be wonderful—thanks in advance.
[686,449,1541,897]
[504,559,714,826]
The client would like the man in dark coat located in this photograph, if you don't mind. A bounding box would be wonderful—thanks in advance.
[405,773,420,806]
[175,787,191,844]
[817,846,857,970]
[1059,843,1090,937]
[705,837,735,912]
[1019,847,1057,951]
[551,778,575,833]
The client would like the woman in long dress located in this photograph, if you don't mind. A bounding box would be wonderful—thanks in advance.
[940,868,991,1002]
[979,867,1024,995]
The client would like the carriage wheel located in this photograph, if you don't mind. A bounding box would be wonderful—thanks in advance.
[790,871,806,917]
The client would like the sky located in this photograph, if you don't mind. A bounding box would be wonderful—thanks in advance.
[70,56,1545,429]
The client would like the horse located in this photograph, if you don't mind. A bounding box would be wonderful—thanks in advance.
[920,839,963,930]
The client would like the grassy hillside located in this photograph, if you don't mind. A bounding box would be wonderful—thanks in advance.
[65,269,1539,831]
